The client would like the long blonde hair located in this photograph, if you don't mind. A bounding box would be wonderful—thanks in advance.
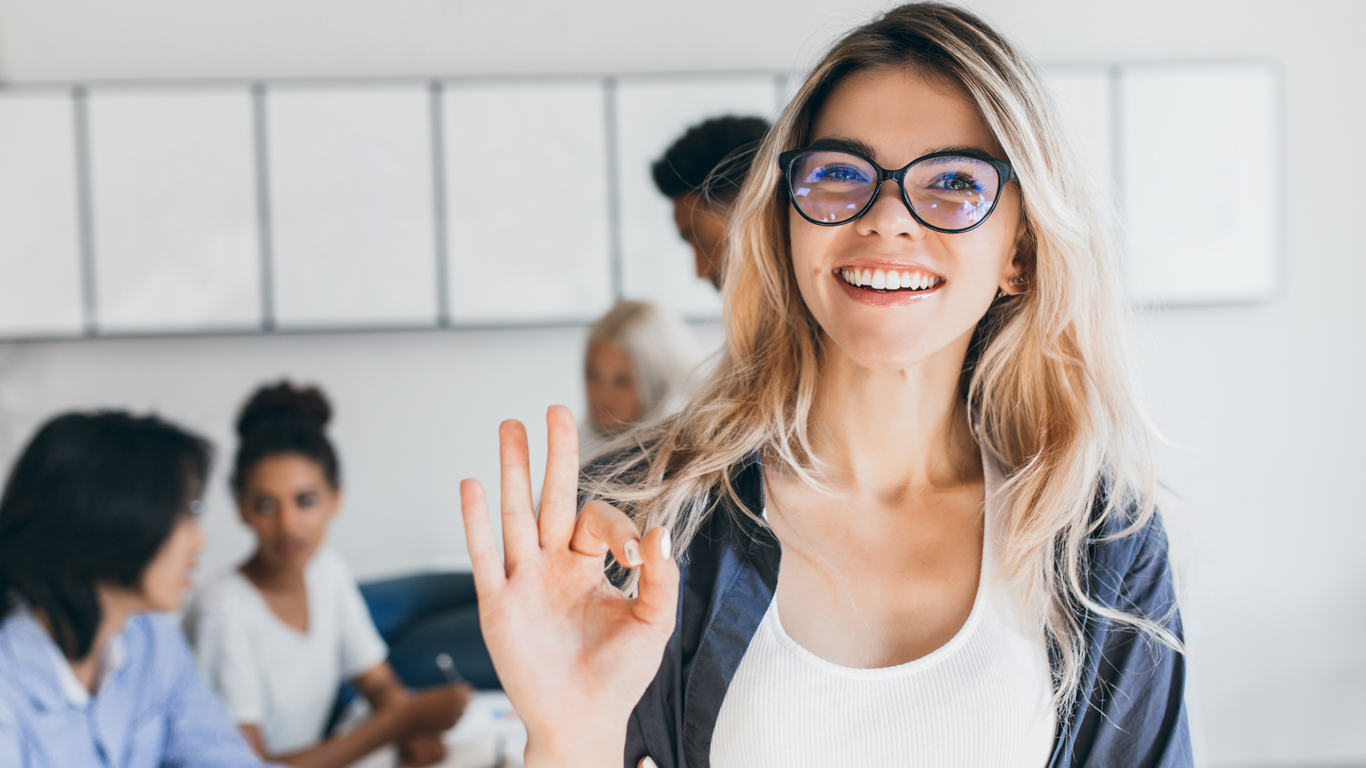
[584,2,1179,712]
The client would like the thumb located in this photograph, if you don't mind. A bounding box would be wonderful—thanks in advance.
[633,526,679,634]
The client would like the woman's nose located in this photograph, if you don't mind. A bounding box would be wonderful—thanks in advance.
[278,505,303,535]
[855,179,927,240]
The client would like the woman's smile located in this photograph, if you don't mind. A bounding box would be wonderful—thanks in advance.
[833,262,945,307]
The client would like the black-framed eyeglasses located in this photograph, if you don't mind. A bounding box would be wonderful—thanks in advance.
[779,146,1015,233]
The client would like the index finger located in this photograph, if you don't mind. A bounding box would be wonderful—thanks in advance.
[458,479,505,597]
[537,405,580,549]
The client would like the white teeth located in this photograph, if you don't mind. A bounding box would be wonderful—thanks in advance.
[839,267,940,291]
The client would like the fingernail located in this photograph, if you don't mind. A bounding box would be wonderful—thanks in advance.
[658,527,672,560]
[642,758,658,768]
[623,539,643,567]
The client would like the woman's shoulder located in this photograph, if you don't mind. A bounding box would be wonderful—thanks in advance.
[123,613,198,679]
[1089,487,1172,564]
[183,568,258,631]
[1084,487,1177,613]
[306,545,357,588]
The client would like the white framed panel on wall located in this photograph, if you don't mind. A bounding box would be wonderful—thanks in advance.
[1041,65,1115,196]
[1119,62,1280,306]
[443,80,613,324]
[615,75,781,320]
[266,83,439,329]
[0,89,85,338]
[86,86,261,333]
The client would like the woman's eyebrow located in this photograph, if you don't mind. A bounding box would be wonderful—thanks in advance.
[806,136,880,158]
[806,137,1000,163]
[922,145,999,158]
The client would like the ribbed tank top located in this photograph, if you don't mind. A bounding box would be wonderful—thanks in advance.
[710,449,1056,767]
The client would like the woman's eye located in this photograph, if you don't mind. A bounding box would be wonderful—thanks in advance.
[253,498,277,515]
[811,164,870,183]
[298,493,317,509]
[928,172,984,194]
[613,375,632,389]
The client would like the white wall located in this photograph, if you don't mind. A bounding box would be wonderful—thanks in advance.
[1,1,1364,765]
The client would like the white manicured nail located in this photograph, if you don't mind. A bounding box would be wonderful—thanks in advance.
[658,528,672,560]
[642,757,658,768]
[623,539,643,567]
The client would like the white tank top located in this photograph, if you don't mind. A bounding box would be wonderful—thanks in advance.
[710,450,1056,768]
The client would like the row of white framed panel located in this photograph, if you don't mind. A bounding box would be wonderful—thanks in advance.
[0,63,1278,339]
[0,75,785,338]
[1041,61,1280,305]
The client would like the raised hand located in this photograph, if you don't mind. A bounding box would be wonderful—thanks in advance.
[460,405,679,768]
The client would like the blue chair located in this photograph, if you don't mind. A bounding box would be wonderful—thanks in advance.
[327,571,498,733]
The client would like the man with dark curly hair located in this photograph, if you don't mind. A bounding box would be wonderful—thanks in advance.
[651,115,769,289]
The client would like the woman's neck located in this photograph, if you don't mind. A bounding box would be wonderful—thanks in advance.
[807,333,979,499]
[38,587,140,694]
[240,552,307,593]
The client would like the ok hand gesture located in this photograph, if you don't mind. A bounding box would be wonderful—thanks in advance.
[460,406,679,768]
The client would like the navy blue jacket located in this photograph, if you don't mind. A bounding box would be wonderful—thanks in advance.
[613,453,1192,767]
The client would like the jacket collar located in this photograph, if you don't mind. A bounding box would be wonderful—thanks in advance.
[680,452,780,767]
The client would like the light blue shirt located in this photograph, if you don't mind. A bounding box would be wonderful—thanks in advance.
[0,607,267,768]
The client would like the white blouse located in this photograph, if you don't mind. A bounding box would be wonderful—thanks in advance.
[183,547,389,755]
[710,450,1056,768]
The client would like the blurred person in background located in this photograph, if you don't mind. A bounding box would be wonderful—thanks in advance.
[582,300,702,459]
[183,382,470,768]
[0,411,265,768]
[653,115,770,289]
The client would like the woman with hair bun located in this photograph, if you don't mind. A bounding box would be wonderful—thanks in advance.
[184,382,470,768]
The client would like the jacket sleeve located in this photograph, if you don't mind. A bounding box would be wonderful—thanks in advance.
[1071,514,1193,768]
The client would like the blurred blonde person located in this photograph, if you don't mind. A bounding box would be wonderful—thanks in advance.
[582,301,701,458]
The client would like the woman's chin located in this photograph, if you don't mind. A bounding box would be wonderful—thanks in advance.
[827,332,945,373]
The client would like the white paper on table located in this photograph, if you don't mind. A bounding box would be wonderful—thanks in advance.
[348,692,526,768]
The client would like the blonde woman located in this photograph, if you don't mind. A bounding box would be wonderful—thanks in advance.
[460,4,1189,768]
[582,300,702,457]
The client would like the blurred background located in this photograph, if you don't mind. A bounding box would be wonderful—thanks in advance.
[0,1,1362,766]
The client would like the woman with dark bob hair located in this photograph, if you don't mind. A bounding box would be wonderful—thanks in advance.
[460,3,1189,768]
[0,412,264,767]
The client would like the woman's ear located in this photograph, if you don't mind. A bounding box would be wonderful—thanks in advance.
[1000,220,1036,295]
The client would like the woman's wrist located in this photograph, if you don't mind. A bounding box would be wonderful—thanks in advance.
[523,725,627,768]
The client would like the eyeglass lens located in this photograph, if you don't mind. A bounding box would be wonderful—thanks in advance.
[788,151,1003,231]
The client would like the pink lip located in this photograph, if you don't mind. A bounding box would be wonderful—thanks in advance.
[832,263,944,307]
[834,259,944,279]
